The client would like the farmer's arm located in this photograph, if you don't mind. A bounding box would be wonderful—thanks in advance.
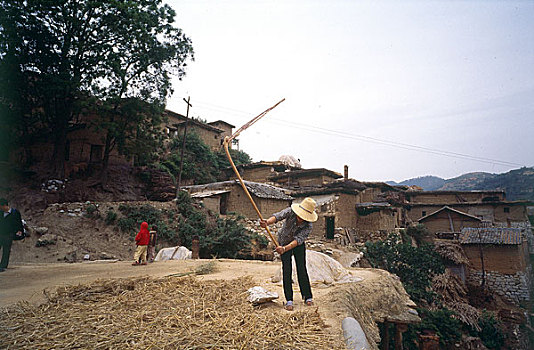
[259,216,276,228]
[259,207,291,228]
[277,223,312,254]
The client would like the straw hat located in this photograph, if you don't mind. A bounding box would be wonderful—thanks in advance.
[291,197,318,222]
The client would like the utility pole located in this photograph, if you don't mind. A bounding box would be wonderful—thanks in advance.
[177,96,192,195]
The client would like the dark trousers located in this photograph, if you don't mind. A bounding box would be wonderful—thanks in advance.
[281,243,313,302]
[0,237,13,268]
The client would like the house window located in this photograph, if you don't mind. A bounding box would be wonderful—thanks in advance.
[422,211,426,217]
[504,207,510,213]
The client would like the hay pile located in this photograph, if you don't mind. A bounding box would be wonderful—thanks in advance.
[0,275,345,350]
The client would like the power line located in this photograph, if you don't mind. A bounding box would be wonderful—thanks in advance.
[187,99,526,168]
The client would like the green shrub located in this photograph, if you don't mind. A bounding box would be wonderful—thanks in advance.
[476,310,505,350]
[401,308,462,350]
[364,233,445,303]
[84,204,98,218]
[105,210,117,225]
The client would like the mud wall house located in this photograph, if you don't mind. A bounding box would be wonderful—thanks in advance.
[163,110,232,151]
[222,161,300,183]
[184,180,293,219]
[268,168,343,188]
[26,113,131,177]
[405,190,506,204]
[417,206,482,238]
[406,201,530,228]
[290,180,402,242]
[460,227,531,305]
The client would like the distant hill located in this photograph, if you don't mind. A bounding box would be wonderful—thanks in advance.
[388,167,534,201]
[387,175,445,191]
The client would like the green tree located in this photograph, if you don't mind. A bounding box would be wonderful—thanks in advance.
[364,233,445,303]
[0,0,194,178]
[159,132,252,185]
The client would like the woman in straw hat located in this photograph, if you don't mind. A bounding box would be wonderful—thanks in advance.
[260,197,318,311]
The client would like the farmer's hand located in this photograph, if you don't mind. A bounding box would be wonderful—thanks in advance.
[259,219,268,228]
[275,246,285,255]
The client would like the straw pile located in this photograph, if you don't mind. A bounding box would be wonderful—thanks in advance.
[432,271,481,330]
[0,275,345,350]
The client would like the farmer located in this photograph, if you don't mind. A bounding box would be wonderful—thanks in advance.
[133,222,150,265]
[260,197,317,311]
[0,198,24,272]
[147,224,158,263]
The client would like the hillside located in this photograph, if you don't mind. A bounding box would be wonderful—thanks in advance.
[389,167,534,201]
[387,175,445,190]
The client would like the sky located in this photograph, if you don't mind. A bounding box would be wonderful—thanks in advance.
[164,0,534,182]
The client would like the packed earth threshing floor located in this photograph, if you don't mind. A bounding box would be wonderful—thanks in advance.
[0,259,352,349]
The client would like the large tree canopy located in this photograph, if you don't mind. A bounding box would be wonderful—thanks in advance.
[0,0,194,177]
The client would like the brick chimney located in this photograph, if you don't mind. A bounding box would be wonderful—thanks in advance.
[344,165,349,180]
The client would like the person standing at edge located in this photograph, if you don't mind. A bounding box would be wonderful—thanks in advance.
[147,224,158,263]
[133,222,150,265]
[260,197,318,311]
[0,198,24,272]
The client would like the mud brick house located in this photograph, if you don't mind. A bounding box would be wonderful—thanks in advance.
[23,113,131,177]
[269,168,343,188]
[164,110,234,151]
[290,180,403,241]
[460,227,531,305]
[223,161,301,183]
[417,206,482,238]
[183,180,293,219]
[404,190,530,228]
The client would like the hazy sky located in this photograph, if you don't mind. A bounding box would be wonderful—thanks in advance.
[165,0,534,182]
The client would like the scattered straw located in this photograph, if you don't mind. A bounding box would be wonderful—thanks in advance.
[0,275,344,349]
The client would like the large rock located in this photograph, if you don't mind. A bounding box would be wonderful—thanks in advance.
[247,286,279,305]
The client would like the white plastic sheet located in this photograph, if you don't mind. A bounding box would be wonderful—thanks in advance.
[272,250,363,286]
[154,246,192,261]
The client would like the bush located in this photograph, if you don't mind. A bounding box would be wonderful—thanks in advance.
[476,310,505,350]
[84,204,98,218]
[401,308,462,350]
[105,210,117,225]
[364,233,445,303]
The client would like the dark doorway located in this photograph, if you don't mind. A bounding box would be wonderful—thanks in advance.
[325,216,335,239]
[90,145,103,163]
[220,193,229,215]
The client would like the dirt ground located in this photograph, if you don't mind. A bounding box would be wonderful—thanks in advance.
[0,258,387,344]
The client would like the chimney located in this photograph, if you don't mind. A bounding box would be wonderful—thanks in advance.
[344,165,349,180]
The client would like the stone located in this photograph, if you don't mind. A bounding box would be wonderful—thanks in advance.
[34,227,49,235]
[247,286,278,305]
[36,234,57,247]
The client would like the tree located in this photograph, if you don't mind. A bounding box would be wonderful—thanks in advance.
[0,0,194,178]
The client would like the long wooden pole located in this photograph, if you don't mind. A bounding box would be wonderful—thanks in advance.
[223,139,279,246]
[222,99,285,247]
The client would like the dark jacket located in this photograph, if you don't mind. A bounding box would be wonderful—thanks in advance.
[0,208,24,240]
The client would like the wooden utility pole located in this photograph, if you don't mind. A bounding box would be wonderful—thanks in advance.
[177,96,192,194]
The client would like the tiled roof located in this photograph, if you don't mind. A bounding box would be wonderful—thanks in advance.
[184,180,293,201]
[459,227,522,245]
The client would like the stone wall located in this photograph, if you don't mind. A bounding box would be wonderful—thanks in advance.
[467,269,531,305]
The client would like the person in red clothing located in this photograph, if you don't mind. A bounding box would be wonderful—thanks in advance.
[133,222,150,265]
